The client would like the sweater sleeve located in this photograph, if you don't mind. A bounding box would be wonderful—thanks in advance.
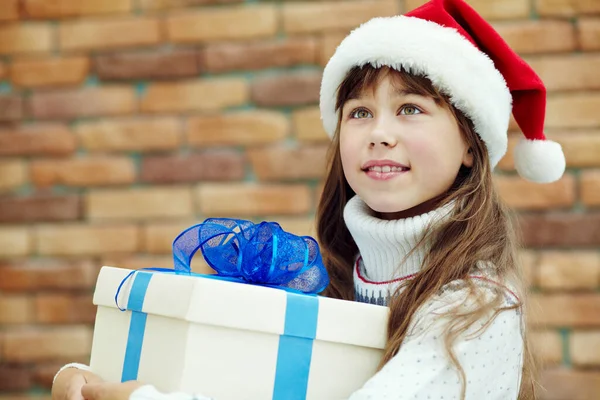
[348,285,524,400]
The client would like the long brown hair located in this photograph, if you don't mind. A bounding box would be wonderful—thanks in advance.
[316,65,537,399]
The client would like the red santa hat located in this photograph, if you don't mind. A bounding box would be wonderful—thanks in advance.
[319,0,565,183]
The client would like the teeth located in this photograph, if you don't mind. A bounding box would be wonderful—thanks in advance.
[367,166,407,172]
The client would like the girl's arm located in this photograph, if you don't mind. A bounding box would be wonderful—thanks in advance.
[347,287,524,399]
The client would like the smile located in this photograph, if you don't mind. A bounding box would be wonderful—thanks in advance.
[363,166,410,181]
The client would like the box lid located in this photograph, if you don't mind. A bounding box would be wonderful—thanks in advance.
[94,266,388,350]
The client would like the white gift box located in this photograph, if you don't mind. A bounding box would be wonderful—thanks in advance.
[90,266,388,400]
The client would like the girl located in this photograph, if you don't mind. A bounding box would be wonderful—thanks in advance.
[52,0,566,399]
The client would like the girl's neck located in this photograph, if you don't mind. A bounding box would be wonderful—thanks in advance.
[344,195,455,282]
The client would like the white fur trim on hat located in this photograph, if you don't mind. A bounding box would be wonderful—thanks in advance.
[514,138,566,183]
[320,16,512,168]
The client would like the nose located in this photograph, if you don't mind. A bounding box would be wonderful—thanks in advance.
[369,118,398,148]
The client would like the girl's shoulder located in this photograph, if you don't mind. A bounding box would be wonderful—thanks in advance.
[418,262,521,318]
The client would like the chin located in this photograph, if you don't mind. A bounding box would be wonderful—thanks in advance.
[362,195,415,214]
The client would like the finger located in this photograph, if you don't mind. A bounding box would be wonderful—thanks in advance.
[84,372,105,384]
[81,383,101,400]
[66,374,87,400]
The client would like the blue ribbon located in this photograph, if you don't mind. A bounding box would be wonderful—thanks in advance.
[116,219,329,399]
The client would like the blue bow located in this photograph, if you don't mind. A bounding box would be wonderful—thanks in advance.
[172,218,329,294]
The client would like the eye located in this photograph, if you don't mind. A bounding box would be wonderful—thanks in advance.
[350,108,373,119]
[399,105,422,115]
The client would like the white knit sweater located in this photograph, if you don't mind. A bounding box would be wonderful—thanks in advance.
[58,195,525,400]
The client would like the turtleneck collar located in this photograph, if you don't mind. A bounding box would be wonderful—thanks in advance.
[343,195,455,282]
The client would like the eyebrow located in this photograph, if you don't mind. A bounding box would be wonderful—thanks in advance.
[347,87,427,102]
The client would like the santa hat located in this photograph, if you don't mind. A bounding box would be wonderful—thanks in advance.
[319,0,565,183]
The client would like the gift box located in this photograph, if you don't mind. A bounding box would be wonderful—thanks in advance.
[89,219,388,400]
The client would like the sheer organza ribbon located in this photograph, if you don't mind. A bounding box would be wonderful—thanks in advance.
[115,218,329,310]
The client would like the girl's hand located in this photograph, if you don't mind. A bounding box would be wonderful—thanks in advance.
[52,368,104,400]
[81,381,145,400]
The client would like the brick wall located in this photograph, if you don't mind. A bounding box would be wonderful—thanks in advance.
[0,0,598,399]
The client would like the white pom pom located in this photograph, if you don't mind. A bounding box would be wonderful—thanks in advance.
[513,139,566,183]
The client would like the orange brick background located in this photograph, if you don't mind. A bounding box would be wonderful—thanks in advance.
[0,0,599,399]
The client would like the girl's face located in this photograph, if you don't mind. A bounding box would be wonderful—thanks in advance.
[339,74,473,220]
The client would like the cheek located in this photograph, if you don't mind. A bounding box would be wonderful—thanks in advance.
[339,133,358,169]
[406,134,464,175]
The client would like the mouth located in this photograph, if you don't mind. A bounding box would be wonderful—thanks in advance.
[362,165,410,173]
[362,164,411,181]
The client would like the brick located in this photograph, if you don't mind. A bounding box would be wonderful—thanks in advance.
[167,5,276,43]
[314,182,324,209]
[3,326,92,362]
[525,54,600,91]
[530,294,600,327]
[538,251,600,291]
[519,213,600,247]
[75,117,182,153]
[0,124,76,156]
[59,17,160,51]
[140,151,244,184]
[86,187,194,220]
[0,366,31,392]
[10,56,90,88]
[0,159,26,192]
[319,33,347,67]
[292,107,330,142]
[283,0,399,34]
[203,38,318,73]
[252,72,321,107]
[0,94,23,121]
[0,195,81,223]
[197,184,312,216]
[30,156,136,187]
[0,295,33,324]
[571,331,600,368]
[187,111,288,147]
[24,0,132,19]
[34,363,73,389]
[519,249,538,288]
[493,21,576,54]
[546,93,600,129]
[494,174,575,210]
[143,220,199,254]
[266,217,316,238]
[248,145,328,181]
[539,369,600,400]
[0,23,53,55]
[35,294,96,324]
[536,0,600,16]
[529,330,563,365]
[0,227,30,257]
[406,0,529,19]
[96,49,199,81]
[29,86,136,120]
[102,254,213,274]
[0,259,98,292]
[102,255,171,269]
[140,78,248,113]
[139,0,243,9]
[0,0,19,21]
[581,170,600,206]
[498,131,600,171]
[579,18,600,51]
[36,224,139,256]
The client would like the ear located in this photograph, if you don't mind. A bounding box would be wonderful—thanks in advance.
[462,147,474,168]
